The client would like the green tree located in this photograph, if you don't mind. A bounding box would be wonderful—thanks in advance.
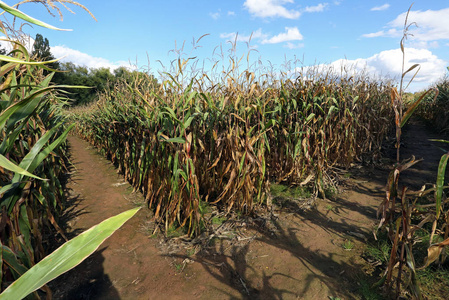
[31,33,60,74]
[32,33,52,60]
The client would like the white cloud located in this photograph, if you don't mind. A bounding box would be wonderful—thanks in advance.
[362,28,400,38]
[371,4,390,11]
[314,48,447,92]
[220,28,268,43]
[1,38,129,71]
[227,11,236,16]
[408,40,440,49]
[220,27,303,46]
[284,42,304,49]
[389,8,449,41]
[0,36,34,53]
[262,27,303,44]
[209,12,220,20]
[304,3,328,13]
[363,8,449,43]
[51,45,130,70]
[244,0,301,19]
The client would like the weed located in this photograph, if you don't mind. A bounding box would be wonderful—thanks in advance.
[186,248,196,257]
[366,240,391,264]
[270,183,312,199]
[417,266,449,297]
[174,262,183,273]
[325,204,335,212]
[342,240,354,251]
[211,216,227,226]
[357,278,383,300]
[166,223,186,238]
[324,186,337,199]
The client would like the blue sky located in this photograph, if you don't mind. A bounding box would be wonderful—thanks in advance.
[3,0,449,92]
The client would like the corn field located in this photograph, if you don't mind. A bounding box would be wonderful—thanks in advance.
[418,72,449,132]
[69,56,394,236]
[0,45,74,294]
[0,0,95,295]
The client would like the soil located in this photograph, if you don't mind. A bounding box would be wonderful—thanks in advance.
[49,118,448,300]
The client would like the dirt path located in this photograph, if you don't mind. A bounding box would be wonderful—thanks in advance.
[50,119,445,299]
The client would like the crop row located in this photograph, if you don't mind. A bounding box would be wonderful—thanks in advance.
[70,64,394,236]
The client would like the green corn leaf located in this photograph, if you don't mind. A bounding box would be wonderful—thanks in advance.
[12,123,63,182]
[0,1,71,31]
[239,152,246,175]
[0,55,63,65]
[161,137,185,144]
[400,89,433,127]
[0,154,43,180]
[0,207,140,300]
[0,121,27,154]
[1,245,28,278]
[305,113,315,123]
[5,91,48,133]
[0,95,37,132]
[0,62,16,78]
[163,107,180,122]
[182,115,195,129]
[0,183,16,197]
[19,206,32,251]
[314,103,325,114]
[435,153,449,219]
[326,105,338,120]
[429,139,449,144]
[0,85,65,132]
[27,124,74,174]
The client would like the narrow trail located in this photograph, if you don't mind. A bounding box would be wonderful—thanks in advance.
[50,119,446,299]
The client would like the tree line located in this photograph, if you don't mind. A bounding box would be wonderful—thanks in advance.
[30,33,157,106]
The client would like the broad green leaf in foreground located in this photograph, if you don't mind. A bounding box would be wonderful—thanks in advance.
[0,54,63,65]
[0,154,43,180]
[0,1,70,31]
[0,207,140,300]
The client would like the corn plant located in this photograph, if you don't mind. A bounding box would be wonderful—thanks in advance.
[418,70,449,133]
[0,0,95,296]
[0,207,139,300]
[69,40,394,237]
[376,5,449,299]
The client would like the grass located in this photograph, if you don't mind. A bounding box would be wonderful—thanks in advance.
[417,265,449,297]
[270,183,312,199]
[186,248,196,257]
[342,240,354,251]
[325,204,335,212]
[356,277,383,300]
[211,216,227,226]
[167,223,187,238]
[174,262,184,273]
[364,227,449,299]
[365,240,391,264]
[324,186,338,200]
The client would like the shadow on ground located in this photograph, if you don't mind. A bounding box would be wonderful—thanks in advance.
[48,141,121,300]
